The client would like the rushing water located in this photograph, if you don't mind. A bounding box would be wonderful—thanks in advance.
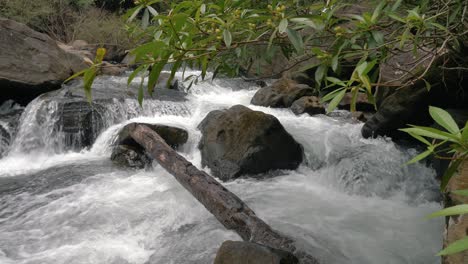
[0,73,443,264]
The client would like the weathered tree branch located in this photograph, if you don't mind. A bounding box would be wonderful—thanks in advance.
[128,123,319,264]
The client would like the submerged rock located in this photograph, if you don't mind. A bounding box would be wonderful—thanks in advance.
[214,241,298,264]
[198,105,303,181]
[0,100,24,157]
[251,78,315,108]
[0,18,87,105]
[111,123,188,169]
[291,96,325,116]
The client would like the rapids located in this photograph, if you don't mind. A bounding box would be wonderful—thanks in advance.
[0,73,443,264]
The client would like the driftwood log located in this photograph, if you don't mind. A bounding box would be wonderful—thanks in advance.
[128,123,319,264]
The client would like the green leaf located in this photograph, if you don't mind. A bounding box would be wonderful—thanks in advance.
[406,149,432,165]
[428,204,468,218]
[64,69,87,83]
[326,77,345,86]
[437,237,468,256]
[223,29,232,48]
[429,106,460,135]
[452,189,468,196]
[128,6,143,22]
[127,65,147,86]
[286,28,304,54]
[462,122,468,140]
[147,59,167,95]
[331,55,339,72]
[278,18,288,34]
[138,82,144,107]
[371,31,384,45]
[142,8,150,29]
[407,132,432,145]
[399,127,460,142]
[200,3,206,14]
[423,79,431,91]
[82,67,97,103]
[315,64,327,85]
[326,88,347,113]
[147,6,158,16]
[441,159,463,191]
[321,88,346,102]
[350,87,358,112]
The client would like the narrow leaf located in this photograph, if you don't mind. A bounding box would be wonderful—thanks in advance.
[441,159,463,191]
[326,89,347,113]
[428,204,468,218]
[437,237,468,256]
[429,106,460,135]
[278,18,288,34]
[223,29,232,48]
[286,28,304,54]
[452,189,468,197]
[406,149,432,165]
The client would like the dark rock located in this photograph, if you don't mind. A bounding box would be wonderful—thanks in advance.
[291,96,325,116]
[115,123,188,149]
[0,18,87,105]
[0,100,24,157]
[351,111,373,123]
[251,78,315,108]
[338,92,375,112]
[57,101,107,149]
[111,123,188,168]
[110,145,152,169]
[362,49,468,140]
[198,105,303,181]
[214,241,299,264]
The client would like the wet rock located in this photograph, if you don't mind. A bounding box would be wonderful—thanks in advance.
[338,92,375,112]
[362,47,468,140]
[198,105,303,181]
[111,123,188,168]
[115,123,188,149]
[0,100,24,157]
[0,18,87,105]
[443,160,468,264]
[214,241,299,264]
[251,78,315,108]
[110,145,152,169]
[291,96,325,116]
[58,101,106,149]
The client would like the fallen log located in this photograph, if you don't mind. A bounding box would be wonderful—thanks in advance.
[128,123,319,264]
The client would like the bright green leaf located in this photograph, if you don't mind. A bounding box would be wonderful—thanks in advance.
[428,204,468,218]
[326,88,347,113]
[429,106,460,135]
[437,237,468,256]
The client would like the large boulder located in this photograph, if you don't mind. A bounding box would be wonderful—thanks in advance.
[290,96,325,116]
[0,18,87,105]
[362,48,468,139]
[214,241,298,264]
[251,78,315,108]
[111,123,188,169]
[198,105,303,181]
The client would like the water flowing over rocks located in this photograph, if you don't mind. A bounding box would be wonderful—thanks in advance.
[0,18,87,105]
[0,100,24,157]
[111,123,188,169]
[214,241,299,264]
[198,105,303,181]
[7,74,189,154]
[251,78,315,108]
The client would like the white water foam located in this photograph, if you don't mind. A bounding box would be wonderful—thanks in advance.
[0,76,443,264]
